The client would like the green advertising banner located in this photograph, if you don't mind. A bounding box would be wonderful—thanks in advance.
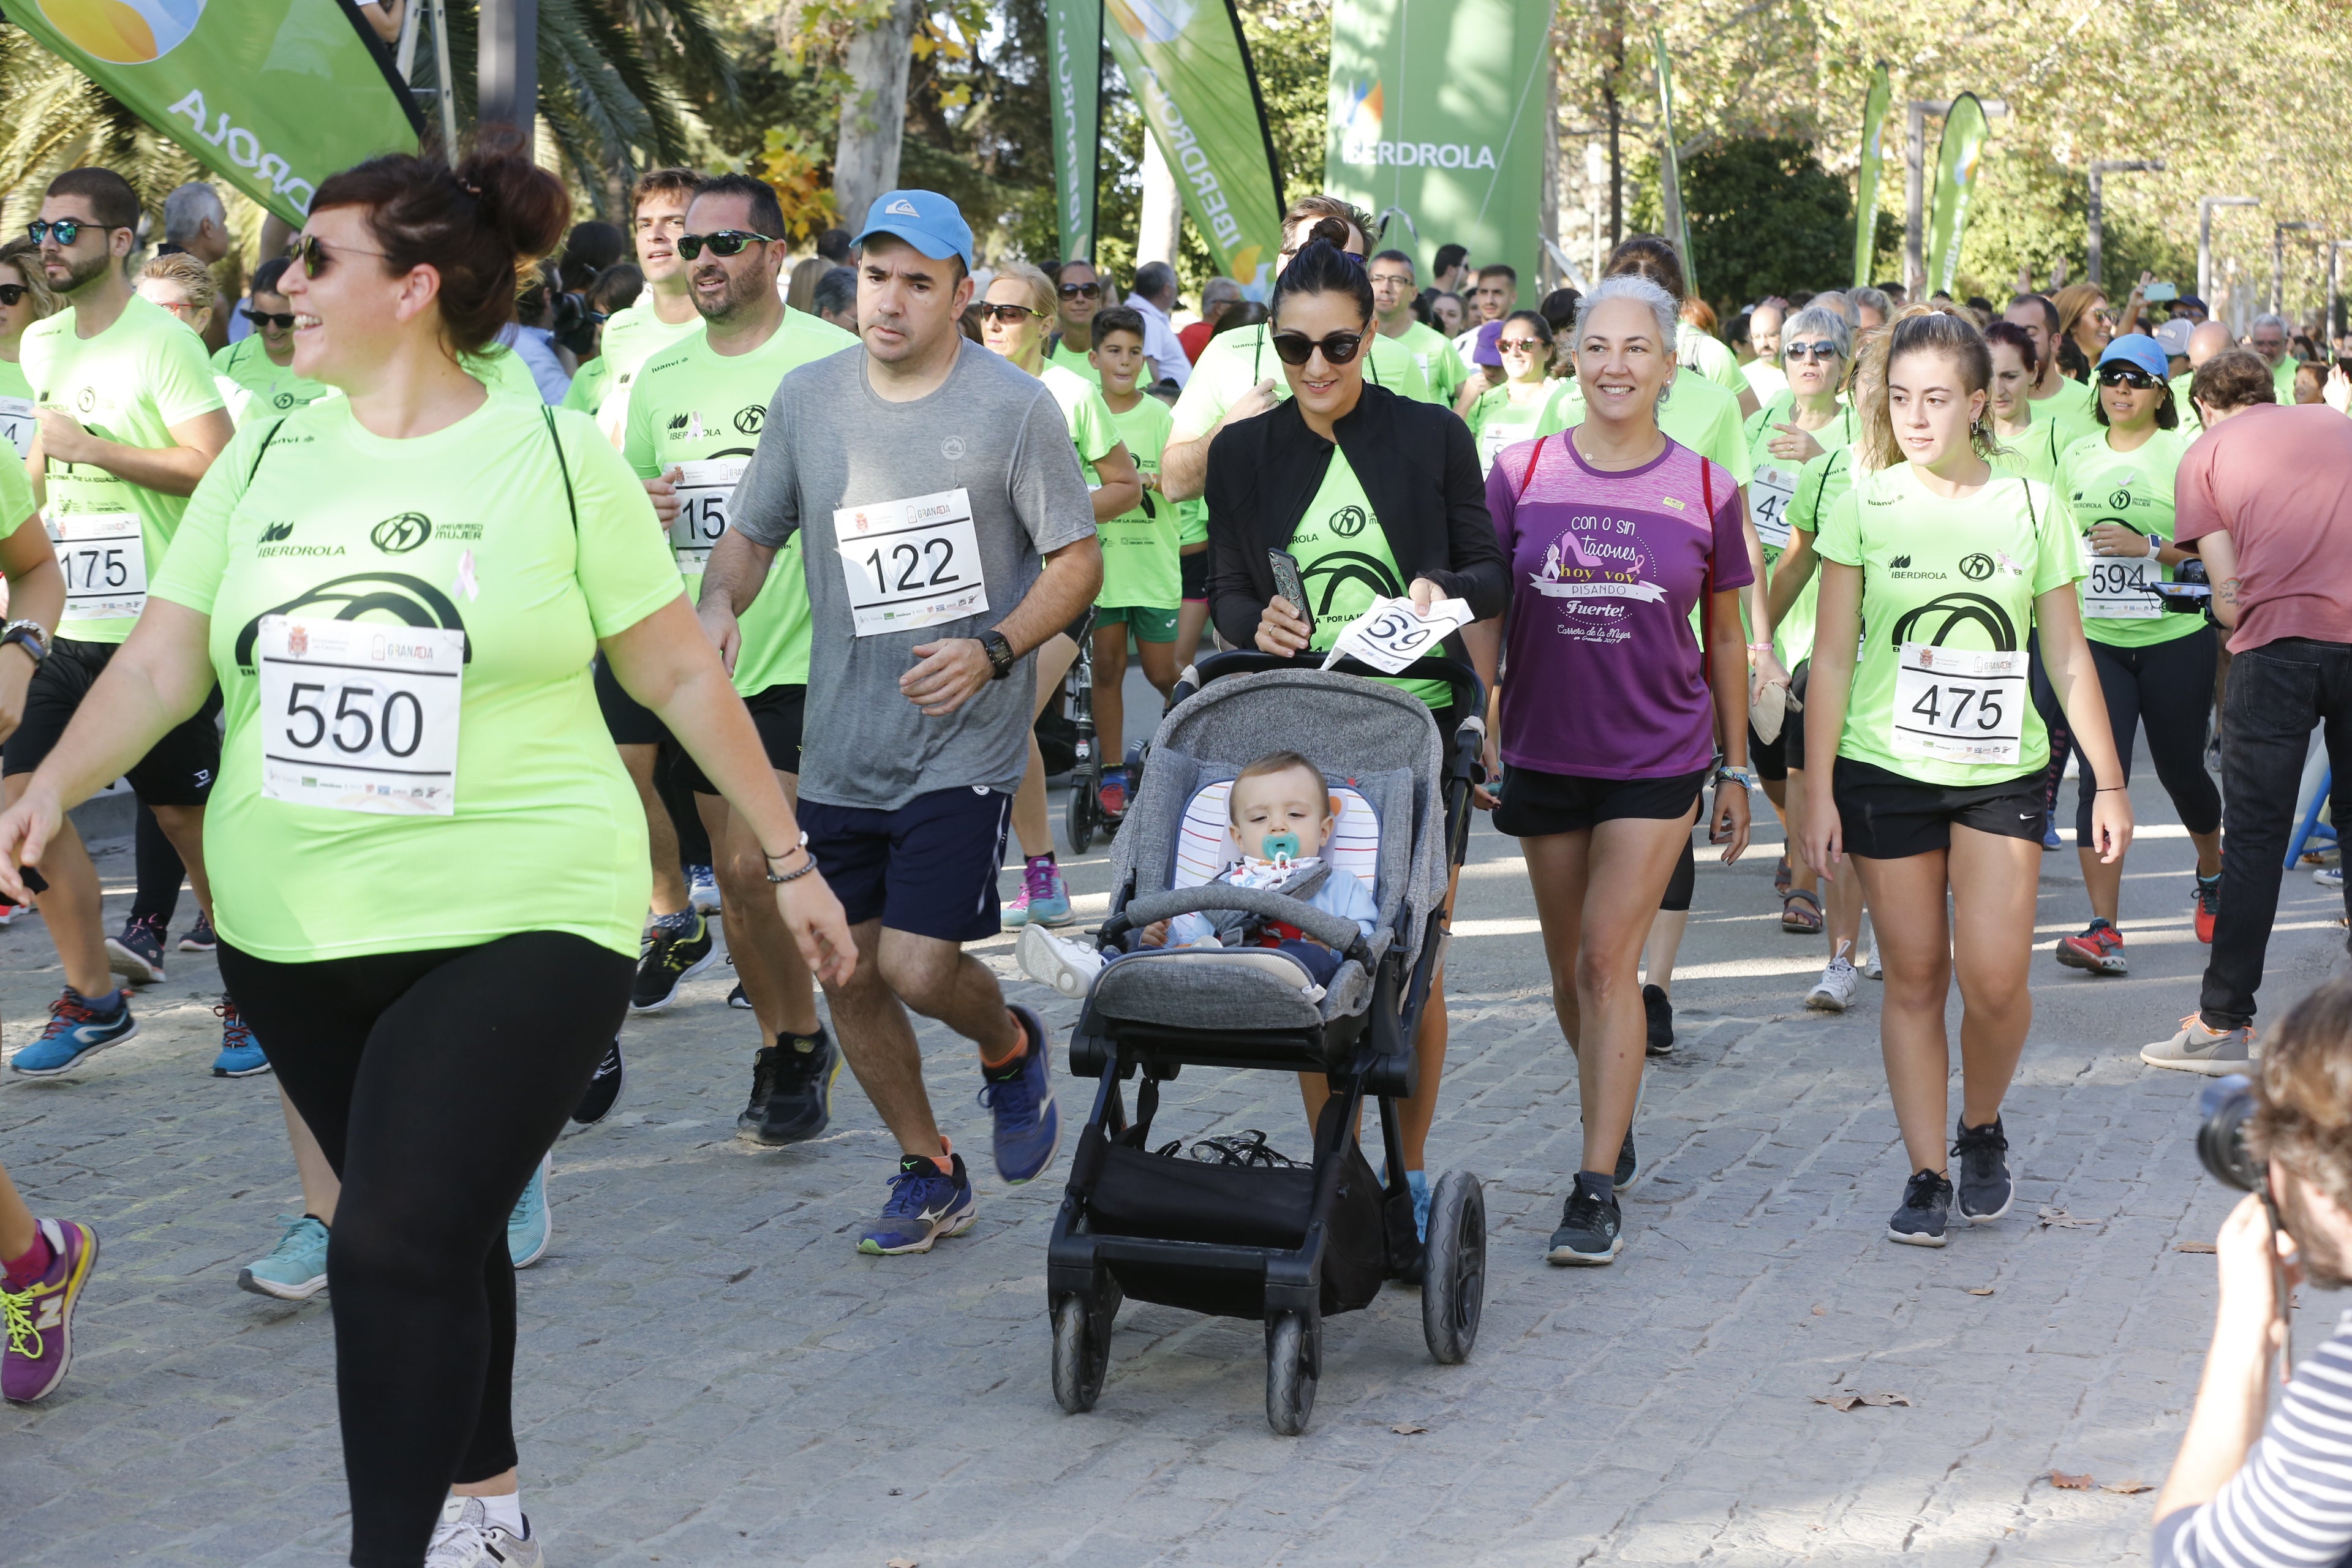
[1046,0,1102,264]
[1924,92,1990,295]
[10,0,422,225]
[1324,0,1551,287]
[1103,0,1285,293]
[1650,25,1694,298]
[1852,63,1891,288]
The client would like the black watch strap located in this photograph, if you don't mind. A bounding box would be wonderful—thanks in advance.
[0,620,47,667]
[981,630,1016,679]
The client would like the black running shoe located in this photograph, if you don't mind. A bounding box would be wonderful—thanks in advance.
[1951,1117,2013,1223]
[727,982,754,1011]
[1642,984,1674,1057]
[630,916,715,1013]
[571,1038,625,1126]
[752,1027,841,1146]
[1546,1181,1624,1265]
[736,1046,782,1139]
[1614,1129,1638,1192]
[1887,1169,1954,1247]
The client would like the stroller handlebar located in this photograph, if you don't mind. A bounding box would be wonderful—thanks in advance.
[1182,650,1486,720]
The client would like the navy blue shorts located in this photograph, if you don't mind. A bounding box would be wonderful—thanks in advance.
[797,786,1012,944]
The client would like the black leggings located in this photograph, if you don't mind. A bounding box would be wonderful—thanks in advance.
[1661,837,1695,913]
[2027,629,2074,826]
[2070,628,2223,842]
[130,802,186,927]
[218,932,630,1568]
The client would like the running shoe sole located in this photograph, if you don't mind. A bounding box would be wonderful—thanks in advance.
[236,1264,326,1302]
[1016,924,1098,1000]
[628,943,719,1014]
[1886,1226,1950,1247]
[213,1054,274,1079]
[856,1205,977,1256]
[10,1020,138,1077]
[1961,1188,2014,1224]
[1545,1236,1624,1266]
[103,938,165,986]
[2052,940,2126,976]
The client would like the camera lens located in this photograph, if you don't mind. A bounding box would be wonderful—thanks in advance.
[2196,1074,2263,1191]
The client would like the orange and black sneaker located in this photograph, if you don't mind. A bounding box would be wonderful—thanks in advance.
[2194,873,2222,944]
[2055,918,2128,976]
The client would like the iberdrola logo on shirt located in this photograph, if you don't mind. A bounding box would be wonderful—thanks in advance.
[231,572,470,673]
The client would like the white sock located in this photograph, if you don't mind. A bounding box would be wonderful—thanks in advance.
[475,1492,526,1538]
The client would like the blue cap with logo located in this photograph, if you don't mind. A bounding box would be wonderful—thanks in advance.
[2098,333,2170,382]
[855,190,974,272]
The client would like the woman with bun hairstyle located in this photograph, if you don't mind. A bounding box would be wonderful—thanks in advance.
[0,147,856,1567]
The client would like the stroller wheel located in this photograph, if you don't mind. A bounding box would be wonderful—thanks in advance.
[1066,778,1097,854]
[1051,1295,1109,1413]
[1265,1311,1319,1436]
[1420,1170,1487,1365]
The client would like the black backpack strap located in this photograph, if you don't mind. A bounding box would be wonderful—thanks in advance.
[542,405,578,533]
[2020,473,2038,529]
[245,418,290,486]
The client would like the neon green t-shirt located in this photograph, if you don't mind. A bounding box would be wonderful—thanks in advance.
[211,336,331,422]
[1,356,36,459]
[1042,363,1123,471]
[2273,356,2300,402]
[1095,394,1183,609]
[562,300,703,447]
[1393,320,1470,405]
[20,295,225,644]
[0,426,36,530]
[1991,417,2068,486]
[1047,337,1101,385]
[1536,371,1754,484]
[1169,323,1431,444]
[1746,401,1857,559]
[1814,463,2078,788]
[1289,448,1448,708]
[146,394,682,963]
[1776,445,1864,668]
[1178,494,1208,548]
[1468,381,1554,477]
[2171,370,2203,436]
[463,344,548,405]
[2054,426,2198,649]
[2028,376,2102,453]
[625,308,858,696]
[1679,323,1748,398]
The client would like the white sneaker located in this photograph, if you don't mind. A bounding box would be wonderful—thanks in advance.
[2316,865,2343,889]
[1806,957,1860,1012]
[1017,924,1105,999]
[2141,1014,2259,1076]
[426,1496,545,1567]
[687,865,721,915]
[1859,947,1882,981]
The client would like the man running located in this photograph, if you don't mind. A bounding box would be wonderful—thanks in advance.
[564,167,705,447]
[6,167,236,1076]
[623,173,858,1140]
[703,190,1101,1254]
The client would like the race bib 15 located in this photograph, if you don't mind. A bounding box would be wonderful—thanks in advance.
[670,457,748,573]
[257,614,465,816]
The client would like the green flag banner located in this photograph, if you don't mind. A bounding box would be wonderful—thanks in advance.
[1650,26,1694,297]
[1323,0,1551,289]
[1852,63,1891,288]
[1924,92,1990,295]
[1046,0,1102,263]
[10,0,423,224]
[1103,0,1284,293]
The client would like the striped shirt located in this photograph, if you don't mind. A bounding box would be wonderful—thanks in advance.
[2156,1310,2352,1567]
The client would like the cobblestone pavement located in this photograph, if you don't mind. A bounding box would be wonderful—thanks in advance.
[2,736,2343,1566]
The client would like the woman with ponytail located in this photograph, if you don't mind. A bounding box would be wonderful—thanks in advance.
[0,148,855,1567]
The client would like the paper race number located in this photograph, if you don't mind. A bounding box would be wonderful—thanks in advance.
[1751,466,1798,551]
[1892,642,2024,766]
[1321,595,1476,675]
[670,457,748,573]
[834,488,988,636]
[2077,535,2160,619]
[257,615,466,816]
[50,513,148,622]
[0,396,31,459]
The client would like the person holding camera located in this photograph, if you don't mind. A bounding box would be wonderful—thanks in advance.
[2155,977,2352,1567]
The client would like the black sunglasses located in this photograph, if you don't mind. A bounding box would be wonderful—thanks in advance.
[1270,330,1365,367]
[287,233,390,279]
[242,307,296,330]
[981,303,1040,325]
[1058,281,1101,300]
[2097,364,2158,390]
[677,230,775,260]
[1496,336,1545,354]
[28,218,125,247]
[0,284,25,307]
[1784,341,1841,362]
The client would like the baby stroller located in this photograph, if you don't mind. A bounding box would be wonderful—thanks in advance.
[1046,650,1488,1434]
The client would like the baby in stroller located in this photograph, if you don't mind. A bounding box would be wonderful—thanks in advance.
[1019,749,1378,997]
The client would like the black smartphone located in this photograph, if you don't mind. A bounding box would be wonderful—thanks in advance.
[1268,549,1314,638]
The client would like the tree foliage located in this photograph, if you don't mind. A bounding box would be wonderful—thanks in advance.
[1630,137,1853,311]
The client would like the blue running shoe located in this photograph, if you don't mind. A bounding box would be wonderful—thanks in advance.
[12,990,136,1077]
[856,1150,977,1255]
[979,1005,1060,1184]
[508,1156,551,1268]
[238,1215,330,1300]
[1407,1170,1431,1242]
[211,996,271,1077]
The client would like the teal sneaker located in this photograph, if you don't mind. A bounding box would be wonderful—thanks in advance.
[211,996,271,1077]
[508,1156,551,1268]
[238,1215,330,1301]
[1019,856,1074,927]
[12,990,137,1077]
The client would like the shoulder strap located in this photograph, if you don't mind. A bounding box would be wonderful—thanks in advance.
[2019,473,2038,529]
[245,418,290,486]
[1513,431,1548,503]
[542,405,578,533]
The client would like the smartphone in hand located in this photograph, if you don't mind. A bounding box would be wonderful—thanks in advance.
[1268,549,1314,639]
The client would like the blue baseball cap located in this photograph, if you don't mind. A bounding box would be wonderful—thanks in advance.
[2098,333,2169,382]
[854,189,974,272]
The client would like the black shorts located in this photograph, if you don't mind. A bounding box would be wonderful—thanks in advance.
[593,653,669,747]
[1830,756,2046,861]
[797,786,1012,944]
[679,684,805,792]
[1491,764,1708,838]
[1180,548,1208,603]
[3,636,222,806]
[1747,659,1812,780]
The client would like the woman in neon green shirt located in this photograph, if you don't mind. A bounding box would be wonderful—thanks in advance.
[2046,334,2221,976]
[1801,310,2129,1250]
[0,239,60,460]
[979,265,1142,925]
[1465,310,1556,477]
[0,149,854,1567]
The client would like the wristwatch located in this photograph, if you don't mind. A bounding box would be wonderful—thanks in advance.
[980,630,1016,680]
[0,619,48,668]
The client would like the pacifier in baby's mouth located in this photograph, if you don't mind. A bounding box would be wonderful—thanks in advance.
[1259,832,1300,866]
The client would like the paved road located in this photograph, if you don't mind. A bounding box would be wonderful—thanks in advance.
[2,700,2343,1566]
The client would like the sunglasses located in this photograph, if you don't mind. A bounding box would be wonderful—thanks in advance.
[2097,364,2158,390]
[0,284,25,307]
[28,218,125,247]
[1270,330,1365,366]
[1784,341,1841,362]
[242,307,296,330]
[677,230,774,260]
[287,233,390,278]
[981,303,1040,325]
[1496,337,1545,354]
[1058,281,1101,300]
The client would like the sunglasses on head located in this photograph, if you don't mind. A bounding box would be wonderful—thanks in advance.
[2097,364,2158,390]
[28,218,123,247]
[287,232,390,279]
[1784,341,1841,363]
[981,303,1039,325]
[677,230,775,260]
[1058,281,1100,300]
[1270,330,1365,367]
[242,307,296,330]
[0,284,25,307]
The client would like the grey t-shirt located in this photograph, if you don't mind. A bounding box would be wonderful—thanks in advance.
[728,342,1097,810]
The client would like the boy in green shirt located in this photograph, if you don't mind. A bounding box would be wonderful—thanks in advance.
[1087,306,1186,816]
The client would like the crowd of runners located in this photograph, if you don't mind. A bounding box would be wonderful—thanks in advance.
[0,149,2340,1566]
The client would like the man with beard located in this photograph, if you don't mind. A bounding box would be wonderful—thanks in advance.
[2154,977,2352,1567]
[6,167,235,1077]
